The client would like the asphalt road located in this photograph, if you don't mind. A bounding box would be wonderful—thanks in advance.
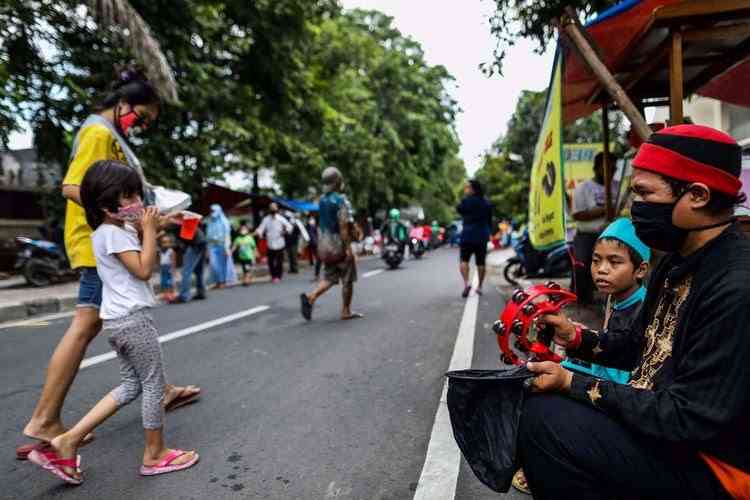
[1,248,525,500]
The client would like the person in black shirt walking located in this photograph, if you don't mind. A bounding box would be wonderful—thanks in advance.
[518,125,750,499]
[457,180,493,298]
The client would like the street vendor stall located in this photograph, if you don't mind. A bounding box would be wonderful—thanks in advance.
[529,0,750,249]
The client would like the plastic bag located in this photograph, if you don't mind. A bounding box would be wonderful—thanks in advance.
[153,186,191,215]
[446,366,534,493]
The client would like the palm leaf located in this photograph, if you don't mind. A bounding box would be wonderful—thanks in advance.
[85,0,179,104]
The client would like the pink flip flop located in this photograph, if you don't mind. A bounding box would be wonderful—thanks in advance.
[140,449,199,476]
[27,449,82,485]
[16,433,95,460]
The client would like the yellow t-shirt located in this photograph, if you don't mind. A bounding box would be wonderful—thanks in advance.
[63,124,128,269]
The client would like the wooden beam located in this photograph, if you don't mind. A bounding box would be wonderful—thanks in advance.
[683,22,750,43]
[669,32,684,125]
[560,8,652,141]
[655,0,750,23]
[602,106,614,222]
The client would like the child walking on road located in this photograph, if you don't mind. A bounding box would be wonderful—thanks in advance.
[232,223,257,286]
[159,235,177,301]
[28,160,198,485]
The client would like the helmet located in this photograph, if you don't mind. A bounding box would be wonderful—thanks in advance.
[388,208,400,220]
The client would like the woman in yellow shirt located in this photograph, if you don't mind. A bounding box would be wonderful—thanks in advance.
[19,68,200,462]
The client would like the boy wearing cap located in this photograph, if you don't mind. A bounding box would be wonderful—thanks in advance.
[519,125,750,499]
[513,218,650,495]
[561,218,650,384]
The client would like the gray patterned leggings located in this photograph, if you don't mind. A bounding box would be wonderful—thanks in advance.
[104,309,166,430]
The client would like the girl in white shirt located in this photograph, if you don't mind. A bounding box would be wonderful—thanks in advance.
[27,160,198,485]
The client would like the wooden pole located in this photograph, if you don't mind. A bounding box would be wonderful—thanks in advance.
[602,105,614,221]
[560,8,652,141]
[669,31,684,125]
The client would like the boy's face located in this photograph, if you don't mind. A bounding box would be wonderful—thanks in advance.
[591,239,647,296]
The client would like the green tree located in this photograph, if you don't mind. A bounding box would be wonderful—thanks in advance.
[484,1,616,76]
[0,2,463,222]
[274,9,465,220]
[475,88,624,222]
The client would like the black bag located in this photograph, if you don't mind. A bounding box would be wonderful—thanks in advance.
[446,366,534,493]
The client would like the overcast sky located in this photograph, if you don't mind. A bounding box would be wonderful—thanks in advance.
[9,1,555,176]
[341,0,554,174]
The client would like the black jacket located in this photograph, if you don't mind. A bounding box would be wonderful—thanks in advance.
[568,224,750,472]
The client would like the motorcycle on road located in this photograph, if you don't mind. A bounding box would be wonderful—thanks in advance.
[382,241,405,269]
[503,230,572,286]
[14,237,77,287]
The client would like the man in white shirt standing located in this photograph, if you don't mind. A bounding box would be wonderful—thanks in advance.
[256,203,292,283]
[571,152,613,305]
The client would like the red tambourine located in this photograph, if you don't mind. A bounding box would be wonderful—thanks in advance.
[493,282,577,366]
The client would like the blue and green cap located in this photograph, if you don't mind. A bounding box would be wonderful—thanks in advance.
[598,218,651,263]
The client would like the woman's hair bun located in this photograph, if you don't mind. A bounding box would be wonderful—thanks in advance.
[113,63,148,89]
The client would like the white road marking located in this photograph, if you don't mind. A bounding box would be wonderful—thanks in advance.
[80,305,269,369]
[362,269,384,279]
[0,311,75,330]
[413,272,480,500]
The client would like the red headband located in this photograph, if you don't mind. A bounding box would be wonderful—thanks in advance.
[632,143,742,196]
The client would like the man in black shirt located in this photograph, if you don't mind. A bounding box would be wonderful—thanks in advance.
[519,125,750,499]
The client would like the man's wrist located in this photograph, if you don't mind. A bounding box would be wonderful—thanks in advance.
[568,324,583,350]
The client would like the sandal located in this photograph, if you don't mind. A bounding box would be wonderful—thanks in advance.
[28,449,82,485]
[164,386,201,412]
[140,449,199,476]
[512,469,531,495]
[16,433,94,461]
[341,312,364,320]
[300,294,313,321]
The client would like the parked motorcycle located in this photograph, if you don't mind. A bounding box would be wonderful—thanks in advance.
[410,238,425,259]
[14,237,76,287]
[503,230,572,286]
[382,241,405,269]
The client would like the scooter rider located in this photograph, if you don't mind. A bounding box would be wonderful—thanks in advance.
[381,209,409,248]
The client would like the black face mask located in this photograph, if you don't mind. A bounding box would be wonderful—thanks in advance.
[631,196,734,253]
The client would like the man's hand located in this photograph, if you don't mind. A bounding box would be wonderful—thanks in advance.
[538,311,578,348]
[527,361,573,393]
[142,207,160,234]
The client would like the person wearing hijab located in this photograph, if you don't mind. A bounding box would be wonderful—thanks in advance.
[206,204,230,288]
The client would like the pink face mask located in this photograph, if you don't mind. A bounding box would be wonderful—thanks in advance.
[118,110,140,136]
[113,200,145,223]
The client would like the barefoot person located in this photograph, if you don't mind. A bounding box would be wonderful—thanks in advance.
[300,167,362,321]
[18,67,199,460]
[520,125,750,499]
[28,161,199,484]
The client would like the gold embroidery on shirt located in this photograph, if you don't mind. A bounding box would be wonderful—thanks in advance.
[587,380,602,405]
[629,276,692,390]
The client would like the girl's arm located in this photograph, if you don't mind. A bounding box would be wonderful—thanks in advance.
[116,207,159,280]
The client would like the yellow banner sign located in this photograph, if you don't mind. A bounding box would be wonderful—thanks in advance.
[528,53,565,249]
